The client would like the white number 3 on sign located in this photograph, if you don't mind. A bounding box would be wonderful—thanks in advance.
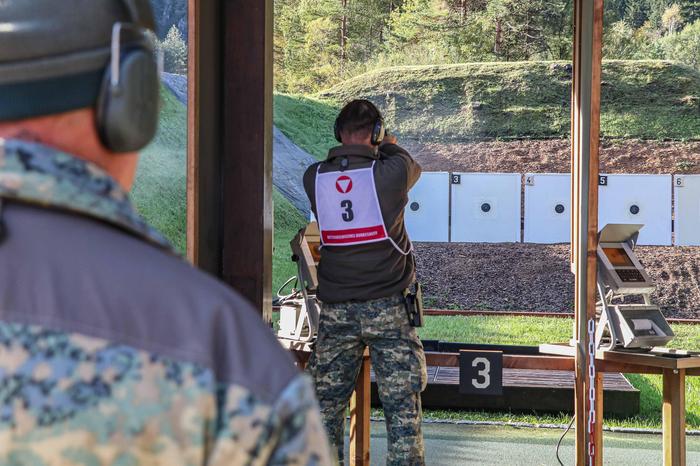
[472,357,491,389]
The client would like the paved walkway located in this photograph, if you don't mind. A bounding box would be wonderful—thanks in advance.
[345,422,700,465]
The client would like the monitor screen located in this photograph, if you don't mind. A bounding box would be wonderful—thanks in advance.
[603,247,634,267]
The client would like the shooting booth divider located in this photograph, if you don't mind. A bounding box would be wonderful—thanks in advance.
[450,173,521,243]
[404,171,450,242]
[598,174,672,246]
[524,173,571,244]
[674,175,700,246]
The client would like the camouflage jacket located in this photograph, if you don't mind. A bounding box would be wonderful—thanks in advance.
[0,139,333,465]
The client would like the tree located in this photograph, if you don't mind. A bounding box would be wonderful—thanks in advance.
[605,21,644,59]
[160,25,187,75]
[662,4,683,33]
[662,19,700,69]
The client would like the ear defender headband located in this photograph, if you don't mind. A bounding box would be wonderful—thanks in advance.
[96,22,160,153]
[0,0,160,153]
[334,101,386,146]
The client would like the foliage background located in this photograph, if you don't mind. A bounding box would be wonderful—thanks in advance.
[275,0,700,93]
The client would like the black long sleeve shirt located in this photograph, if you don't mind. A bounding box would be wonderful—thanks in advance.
[303,143,422,303]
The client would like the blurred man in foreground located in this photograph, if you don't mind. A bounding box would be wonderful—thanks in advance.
[0,1,332,464]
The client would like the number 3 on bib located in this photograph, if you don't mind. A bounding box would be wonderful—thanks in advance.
[340,200,354,222]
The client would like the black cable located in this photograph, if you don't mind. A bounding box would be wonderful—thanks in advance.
[556,415,576,466]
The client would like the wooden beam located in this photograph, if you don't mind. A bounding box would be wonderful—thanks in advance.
[663,369,687,466]
[571,0,604,464]
[425,352,576,371]
[186,0,274,320]
[350,354,371,466]
[221,0,274,321]
[187,0,222,270]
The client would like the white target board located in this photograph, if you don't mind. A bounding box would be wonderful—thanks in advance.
[451,173,521,243]
[598,174,672,246]
[405,172,450,242]
[524,174,571,244]
[674,175,700,246]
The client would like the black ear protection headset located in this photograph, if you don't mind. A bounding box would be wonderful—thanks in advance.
[96,1,160,153]
[0,0,160,154]
[334,100,386,146]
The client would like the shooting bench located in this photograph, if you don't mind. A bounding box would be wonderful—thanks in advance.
[541,344,700,465]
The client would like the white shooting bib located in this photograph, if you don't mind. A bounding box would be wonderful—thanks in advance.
[315,162,411,255]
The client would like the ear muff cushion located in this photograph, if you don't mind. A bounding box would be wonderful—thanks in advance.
[371,118,385,145]
[96,48,159,152]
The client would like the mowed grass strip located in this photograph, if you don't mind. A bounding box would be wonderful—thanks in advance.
[273,190,308,296]
[132,87,187,253]
[417,315,700,429]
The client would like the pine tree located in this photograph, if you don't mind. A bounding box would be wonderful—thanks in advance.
[160,26,187,75]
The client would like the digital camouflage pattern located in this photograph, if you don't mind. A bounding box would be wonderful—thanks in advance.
[0,138,173,253]
[0,139,334,465]
[0,322,330,466]
[308,294,427,465]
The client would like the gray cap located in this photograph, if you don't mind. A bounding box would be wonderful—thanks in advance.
[0,0,155,120]
[0,0,154,84]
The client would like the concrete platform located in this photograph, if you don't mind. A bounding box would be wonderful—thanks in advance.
[345,423,700,465]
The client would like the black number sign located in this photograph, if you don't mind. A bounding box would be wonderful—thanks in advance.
[341,200,354,222]
[452,174,462,185]
[459,350,503,396]
[599,175,608,186]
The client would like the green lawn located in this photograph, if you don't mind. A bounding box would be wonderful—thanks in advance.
[416,315,700,429]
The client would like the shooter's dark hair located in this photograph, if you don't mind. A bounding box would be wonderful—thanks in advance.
[335,99,383,137]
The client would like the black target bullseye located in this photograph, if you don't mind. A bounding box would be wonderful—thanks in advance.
[410,202,420,212]
[630,205,640,215]
[481,203,491,213]
[555,204,565,214]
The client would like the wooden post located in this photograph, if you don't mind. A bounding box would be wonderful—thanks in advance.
[187,0,221,271]
[186,0,274,321]
[571,0,604,464]
[663,369,686,466]
[349,354,371,466]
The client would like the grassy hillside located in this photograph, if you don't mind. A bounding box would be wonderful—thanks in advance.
[274,93,338,160]
[132,87,187,253]
[131,90,307,292]
[317,60,700,141]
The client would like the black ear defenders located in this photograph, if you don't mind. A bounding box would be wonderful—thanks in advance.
[370,117,386,146]
[96,22,160,153]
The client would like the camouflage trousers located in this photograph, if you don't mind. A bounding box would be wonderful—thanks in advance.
[308,294,427,465]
